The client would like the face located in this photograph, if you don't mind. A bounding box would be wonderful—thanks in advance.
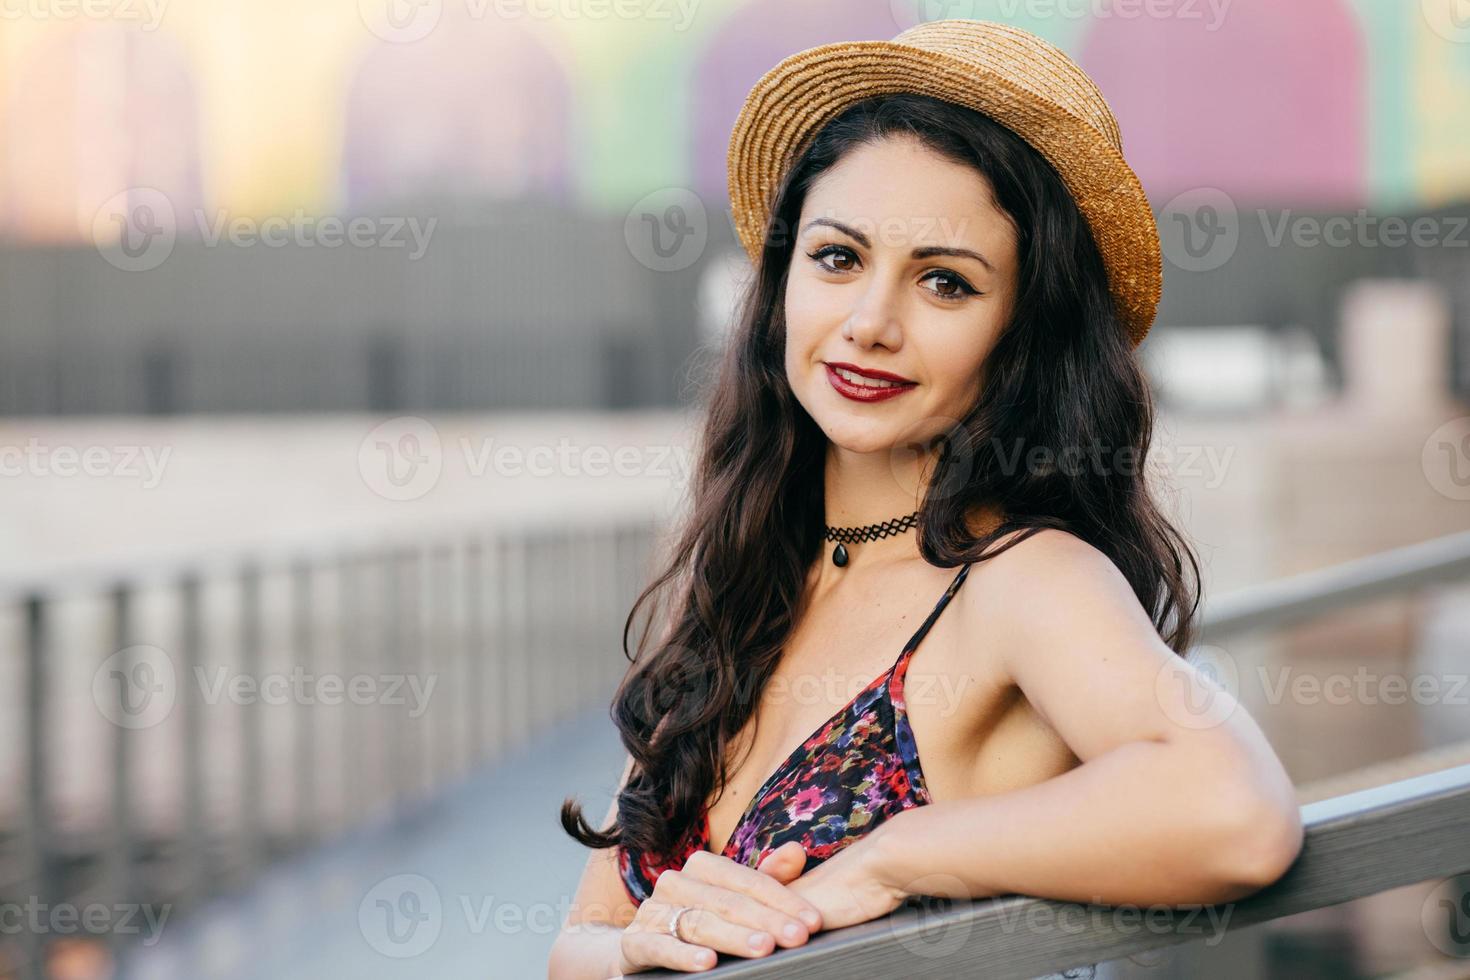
[783,134,1019,457]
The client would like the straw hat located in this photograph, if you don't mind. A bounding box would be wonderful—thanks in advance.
[726,19,1161,348]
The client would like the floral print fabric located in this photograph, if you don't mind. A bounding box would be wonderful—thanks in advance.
[617,562,973,905]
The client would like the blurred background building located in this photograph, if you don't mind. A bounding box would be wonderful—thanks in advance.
[0,0,1468,977]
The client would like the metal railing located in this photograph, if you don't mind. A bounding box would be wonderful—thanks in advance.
[645,764,1470,979]
[0,514,662,978]
[644,530,1470,978]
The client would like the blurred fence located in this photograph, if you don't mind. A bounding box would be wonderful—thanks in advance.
[0,514,662,977]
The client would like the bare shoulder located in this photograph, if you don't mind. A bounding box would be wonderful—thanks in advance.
[957,527,1162,681]
[967,527,1134,605]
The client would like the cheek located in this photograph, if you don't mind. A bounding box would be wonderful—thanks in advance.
[784,267,843,325]
[928,335,994,405]
[782,277,829,360]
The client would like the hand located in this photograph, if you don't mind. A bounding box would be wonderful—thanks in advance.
[614,842,823,975]
[785,825,911,932]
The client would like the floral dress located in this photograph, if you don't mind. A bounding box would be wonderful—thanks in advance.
[617,562,972,900]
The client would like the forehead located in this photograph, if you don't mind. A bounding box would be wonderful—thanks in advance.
[799,135,1016,252]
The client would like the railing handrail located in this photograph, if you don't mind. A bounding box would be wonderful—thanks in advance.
[11,523,1466,623]
[1199,529,1470,639]
[654,763,1470,978]
[0,502,663,606]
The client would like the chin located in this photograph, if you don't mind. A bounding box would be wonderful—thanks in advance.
[818,417,902,455]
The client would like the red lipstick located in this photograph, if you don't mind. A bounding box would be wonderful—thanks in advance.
[824,362,918,403]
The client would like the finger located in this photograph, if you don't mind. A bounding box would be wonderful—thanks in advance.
[757,841,809,883]
[682,849,820,931]
[622,921,719,974]
[659,862,815,949]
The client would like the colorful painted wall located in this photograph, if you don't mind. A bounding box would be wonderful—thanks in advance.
[1,0,1468,245]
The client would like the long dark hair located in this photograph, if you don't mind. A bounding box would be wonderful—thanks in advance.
[561,93,1201,864]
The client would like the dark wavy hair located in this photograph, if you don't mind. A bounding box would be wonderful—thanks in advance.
[561,93,1201,865]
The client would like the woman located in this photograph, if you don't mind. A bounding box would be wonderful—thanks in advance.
[550,20,1302,978]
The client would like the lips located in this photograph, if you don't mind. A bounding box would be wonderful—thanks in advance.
[825,361,916,384]
[824,362,918,403]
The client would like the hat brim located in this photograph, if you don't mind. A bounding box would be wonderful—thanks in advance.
[726,39,1161,348]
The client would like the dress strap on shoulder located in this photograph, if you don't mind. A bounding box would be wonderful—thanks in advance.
[894,562,973,662]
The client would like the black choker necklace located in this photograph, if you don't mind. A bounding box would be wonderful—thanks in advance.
[822,510,920,567]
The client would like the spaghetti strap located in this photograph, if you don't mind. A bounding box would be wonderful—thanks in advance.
[894,562,972,665]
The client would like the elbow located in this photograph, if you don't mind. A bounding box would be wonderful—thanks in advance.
[546,931,585,980]
[1208,793,1305,901]
[547,936,568,980]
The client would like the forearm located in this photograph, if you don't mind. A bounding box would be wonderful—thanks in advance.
[547,921,626,980]
[873,739,1302,908]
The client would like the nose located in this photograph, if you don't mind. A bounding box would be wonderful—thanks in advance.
[842,272,904,350]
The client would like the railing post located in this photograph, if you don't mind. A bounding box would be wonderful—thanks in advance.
[430,542,452,793]
[465,537,485,771]
[239,563,263,875]
[23,595,51,980]
[504,531,529,749]
[291,561,315,846]
[178,573,207,910]
[104,585,135,938]
[339,553,363,827]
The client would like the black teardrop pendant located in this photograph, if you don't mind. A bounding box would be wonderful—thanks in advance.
[832,542,848,567]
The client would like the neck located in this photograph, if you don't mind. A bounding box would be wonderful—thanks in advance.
[821,439,940,566]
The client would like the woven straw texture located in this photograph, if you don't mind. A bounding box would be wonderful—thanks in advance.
[726,19,1161,348]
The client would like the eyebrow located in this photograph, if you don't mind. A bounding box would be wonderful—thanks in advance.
[802,217,995,273]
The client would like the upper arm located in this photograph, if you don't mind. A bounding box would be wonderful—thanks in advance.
[968,530,1295,808]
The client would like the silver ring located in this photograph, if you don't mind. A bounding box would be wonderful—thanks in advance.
[666,904,693,942]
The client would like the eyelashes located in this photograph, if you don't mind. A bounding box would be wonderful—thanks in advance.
[804,244,981,303]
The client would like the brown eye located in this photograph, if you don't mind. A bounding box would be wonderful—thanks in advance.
[932,274,961,296]
[808,245,857,273]
[919,269,979,303]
